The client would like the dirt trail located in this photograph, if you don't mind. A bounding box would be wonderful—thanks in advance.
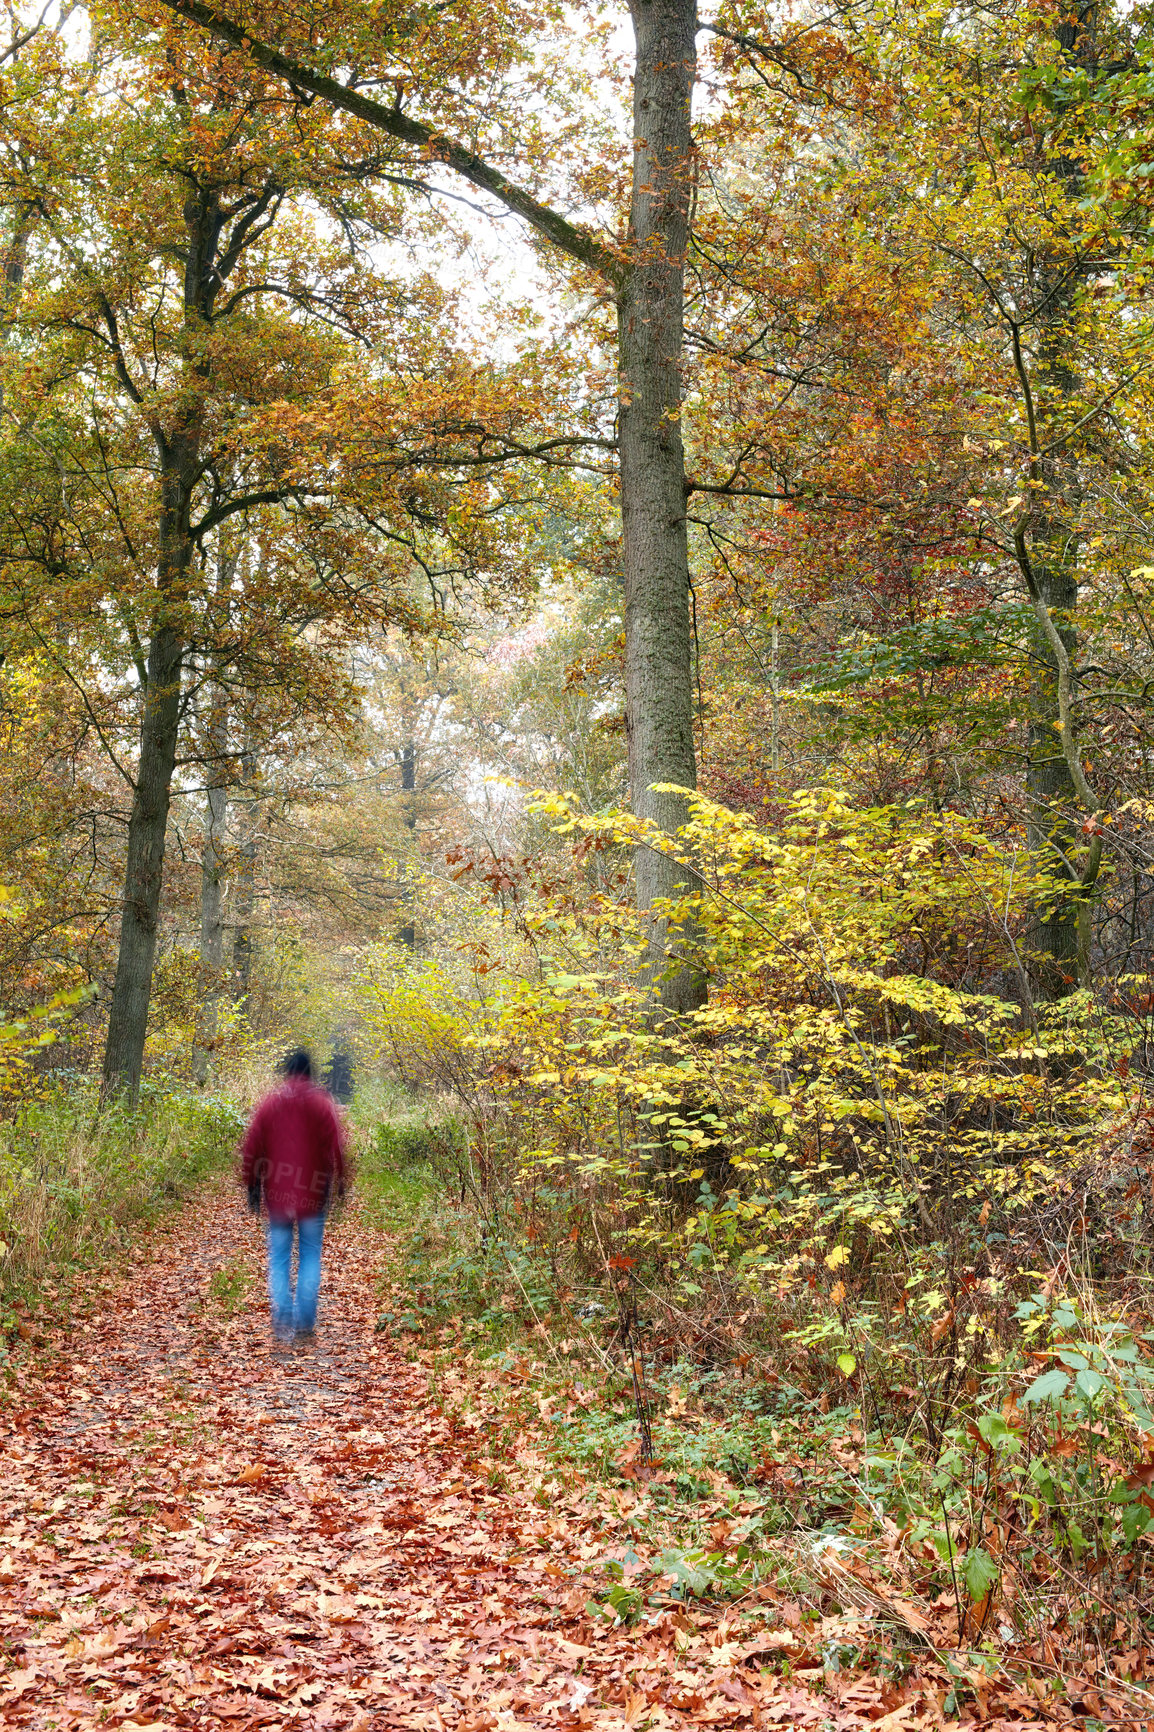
[0,1185,892,1731]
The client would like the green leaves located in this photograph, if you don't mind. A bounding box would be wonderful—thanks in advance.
[1023,1368,1070,1407]
[962,1546,999,1604]
[1023,1363,1109,1407]
[803,607,1032,694]
[975,1412,1019,1454]
[1075,1368,1106,1402]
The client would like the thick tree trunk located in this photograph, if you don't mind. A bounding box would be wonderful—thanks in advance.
[101,615,185,1099]
[620,0,703,1014]
[100,181,241,1096]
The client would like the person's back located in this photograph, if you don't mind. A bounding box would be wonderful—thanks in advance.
[241,1049,349,1345]
[245,1073,345,1221]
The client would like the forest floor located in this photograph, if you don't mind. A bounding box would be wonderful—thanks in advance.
[0,1181,1103,1732]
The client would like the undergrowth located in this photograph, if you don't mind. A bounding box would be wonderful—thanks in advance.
[0,1082,242,1334]
[363,1113,1154,1713]
[345,783,1154,1706]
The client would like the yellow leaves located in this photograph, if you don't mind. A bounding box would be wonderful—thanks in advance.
[356,774,1141,1307]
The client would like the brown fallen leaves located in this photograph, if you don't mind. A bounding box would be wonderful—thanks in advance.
[0,1182,1140,1731]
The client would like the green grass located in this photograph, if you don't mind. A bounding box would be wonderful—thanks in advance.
[206,1262,253,1311]
[360,1164,433,1218]
[350,1082,445,1230]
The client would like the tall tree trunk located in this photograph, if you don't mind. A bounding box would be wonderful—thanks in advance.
[231,839,257,1008]
[103,442,197,1097]
[1022,4,1102,996]
[1025,546,1081,993]
[398,740,417,949]
[231,764,258,1011]
[100,176,268,1095]
[193,701,229,1085]
[101,612,186,1100]
[620,0,703,1014]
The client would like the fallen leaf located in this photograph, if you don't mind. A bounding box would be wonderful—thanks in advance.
[872,1704,923,1731]
[84,1627,124,1660]
[3,1666,37,1700]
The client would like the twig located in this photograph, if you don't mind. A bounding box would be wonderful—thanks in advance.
[940,1493,964,1644]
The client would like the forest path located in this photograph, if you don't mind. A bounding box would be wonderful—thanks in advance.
[0,1183,902,1732]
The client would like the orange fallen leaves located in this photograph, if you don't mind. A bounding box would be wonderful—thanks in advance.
[0,1180,1141,1731]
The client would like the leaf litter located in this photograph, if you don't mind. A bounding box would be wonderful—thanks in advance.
[0,1183,1133,1730]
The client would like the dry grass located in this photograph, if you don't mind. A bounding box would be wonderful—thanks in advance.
[0,1084,242,1306]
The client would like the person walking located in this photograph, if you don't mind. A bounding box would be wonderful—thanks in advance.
[240,1048,349,1346]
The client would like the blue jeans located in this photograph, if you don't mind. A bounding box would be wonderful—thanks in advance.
[266,1214,325,1339]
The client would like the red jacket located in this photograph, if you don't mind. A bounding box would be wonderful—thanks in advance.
[240,1077,349,1222]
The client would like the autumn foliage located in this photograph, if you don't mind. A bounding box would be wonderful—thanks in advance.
[6,0,1154,1718]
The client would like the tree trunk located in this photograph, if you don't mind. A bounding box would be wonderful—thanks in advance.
[101,615,185,1100]
[193,717,228,1085]
[1026,551,1080,993]
[620,0,703,1014]
[1022,6,1102,997]
[398,740,417,948]
[231,772,257,1011]
[231,840,257,1008]
[100,177,267,1095]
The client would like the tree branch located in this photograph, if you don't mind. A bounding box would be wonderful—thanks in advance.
[161,0,621,284]
[1011,513,1099,829]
